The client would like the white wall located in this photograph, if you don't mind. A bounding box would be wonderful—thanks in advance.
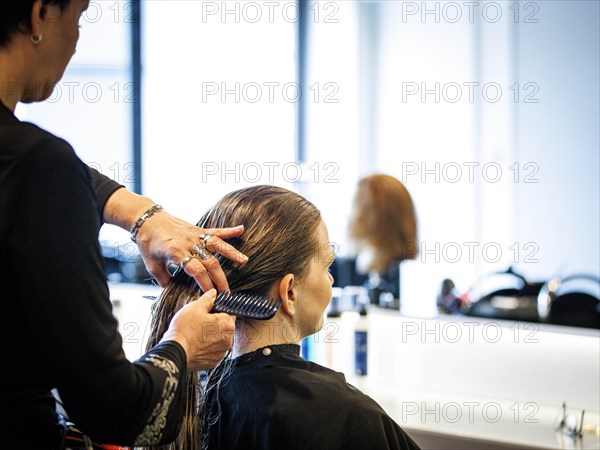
[514,0,600,280]
[142,1,297,223]
[369,0,600,315]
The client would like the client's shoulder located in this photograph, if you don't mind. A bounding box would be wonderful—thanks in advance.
[230,346,369,406]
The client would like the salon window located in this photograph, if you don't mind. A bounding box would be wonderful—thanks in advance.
[141,1,296,223]
[301,1,361,257]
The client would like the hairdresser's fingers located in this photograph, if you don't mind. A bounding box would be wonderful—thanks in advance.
[182,256,228,292]
[171,248,217,290]
[200,226,249,264]
[212,312,236,333]
[201,225,245,240]
[202,235,249,266]
[142,257,172,287]
[199,256,230,292]
[194,288,217,311]
[153,267,172,288]
[182,257,216,292]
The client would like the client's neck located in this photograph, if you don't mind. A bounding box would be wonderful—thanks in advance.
[233,317,301,358]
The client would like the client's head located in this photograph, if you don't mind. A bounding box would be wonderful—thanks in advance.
[150,185,334,354]
[145,185,334,450]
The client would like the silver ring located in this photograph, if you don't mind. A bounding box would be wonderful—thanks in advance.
[180,254,195,269]
[199,234,215,248]
[193,243,204,254]
[194,246,212,260]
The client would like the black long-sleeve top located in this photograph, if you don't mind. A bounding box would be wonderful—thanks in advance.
[207,344,422,450]
[0,101,187,449]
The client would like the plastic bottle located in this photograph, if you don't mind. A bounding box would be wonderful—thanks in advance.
[354,305,368,376]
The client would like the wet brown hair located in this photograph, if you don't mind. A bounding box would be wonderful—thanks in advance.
[348,174,418,273]
[145,185,322,450]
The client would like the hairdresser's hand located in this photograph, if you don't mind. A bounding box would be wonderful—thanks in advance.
[160,289,236,371]
[135,208,248,291]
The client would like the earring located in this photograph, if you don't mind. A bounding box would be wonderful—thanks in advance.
[31,35,43,45]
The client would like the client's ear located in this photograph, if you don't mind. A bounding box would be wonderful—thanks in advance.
[278,274,297,316]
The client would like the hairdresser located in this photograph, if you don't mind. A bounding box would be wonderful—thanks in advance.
[0,1,247,448]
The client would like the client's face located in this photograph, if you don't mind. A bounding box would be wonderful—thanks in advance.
[295,220,335,337]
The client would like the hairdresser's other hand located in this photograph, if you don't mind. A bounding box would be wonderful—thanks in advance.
[135,209,248,291]
[160,289,235,371]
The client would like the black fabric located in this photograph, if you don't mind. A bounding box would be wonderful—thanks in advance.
[207,344,421,450]
[0,101,186,448]
[88,166,124,224]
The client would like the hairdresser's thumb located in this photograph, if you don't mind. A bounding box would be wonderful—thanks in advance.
[197,289,217,312]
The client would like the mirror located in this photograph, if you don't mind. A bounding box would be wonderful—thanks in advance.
[307,1,599,329]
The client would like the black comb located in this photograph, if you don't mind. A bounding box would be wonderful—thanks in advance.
[142,291,281,320]
[212,291,281,320]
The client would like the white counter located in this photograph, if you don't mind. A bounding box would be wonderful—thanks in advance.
[108,283,600,449]
[311,309,600,449]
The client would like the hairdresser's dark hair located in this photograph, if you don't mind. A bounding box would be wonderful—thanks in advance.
[0,0,71,48]
[144,185,322,450]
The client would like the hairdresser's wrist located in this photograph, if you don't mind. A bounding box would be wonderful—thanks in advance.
[103,188,158,233]
[160,331,191,364]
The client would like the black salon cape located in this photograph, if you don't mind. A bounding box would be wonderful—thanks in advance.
[207,344,421,450]
[0,101,187,449]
